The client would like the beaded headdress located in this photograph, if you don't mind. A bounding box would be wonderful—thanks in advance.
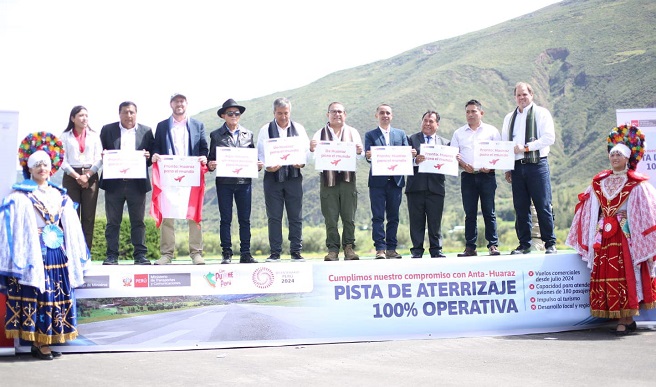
[18,131,65,176]
[607,124,645,170]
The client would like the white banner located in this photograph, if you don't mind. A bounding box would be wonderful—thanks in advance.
[473,140,515,170]
[371,146,413,176]
[49,253,624,353]
[314,141,357,171]
[215,147,259,178]
[418,144,459,176]
[102,150,147,179]
[159,156,200,187]
[263,137,307,167]
[0,110,19,199]
[616,108,656,187]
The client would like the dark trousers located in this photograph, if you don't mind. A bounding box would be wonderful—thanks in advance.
[460,171,498,249]
[217,183,252,254]
[62,172,99,250]
[320,179,358,251]
[369,180,403,251]
[511,158,556,248]
[263,173,303,254]
[407,190,444,256]
[104,181,147,259]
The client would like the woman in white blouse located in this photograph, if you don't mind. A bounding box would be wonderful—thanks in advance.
[60,106,103,250]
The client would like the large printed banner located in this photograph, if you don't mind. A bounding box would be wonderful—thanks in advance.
[24,253,636,353]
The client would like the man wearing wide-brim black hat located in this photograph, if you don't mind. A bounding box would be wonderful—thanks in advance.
[208,98,262,264]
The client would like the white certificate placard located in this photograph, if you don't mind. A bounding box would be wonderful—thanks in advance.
[159,156,200,187]
[473,140,515,170]
[215,147,259,178]
[314,141,357,172]
[418,144,459,176]
[264,137,307,167]
[370,146,414,176]
[102,150,146,179]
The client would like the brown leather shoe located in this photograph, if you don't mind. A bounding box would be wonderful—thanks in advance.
[375,250,386,259]
[488,246,500,256]
[385,250,402,259]
[324,251,339,261]
[457,247,477,257]
[344,244,359,260]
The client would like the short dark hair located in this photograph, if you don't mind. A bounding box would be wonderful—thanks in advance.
[119,101,137,113]
[422,110,440,122]
[465,99,482,110]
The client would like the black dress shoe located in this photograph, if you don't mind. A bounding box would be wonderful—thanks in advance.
[545,245,557,254]
[431,252,447,258]
[291,252,305,262]
[102,257,118,265]
[511,246,531,255]
[240,254,258,263]
[31,345,54,360]
[51,350,62,358]
[134,256,151,265]
[411,255,423,259]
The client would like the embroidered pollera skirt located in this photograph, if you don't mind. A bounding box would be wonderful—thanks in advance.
[3,246,78,344]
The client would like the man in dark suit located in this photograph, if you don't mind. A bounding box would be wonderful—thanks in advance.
[364,104,413,259]
[406,111,449,258]
[151,93,208,265]
[99,101,154,265]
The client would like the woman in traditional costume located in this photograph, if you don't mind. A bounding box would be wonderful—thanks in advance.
[566,125,656,334]
[0,132,89,359]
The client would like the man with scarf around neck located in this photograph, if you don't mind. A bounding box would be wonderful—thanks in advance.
[257,97,310,262]
[364,104,414,259]
[207,99,263,264]
[310,102,364,261]
[501,82,557,255]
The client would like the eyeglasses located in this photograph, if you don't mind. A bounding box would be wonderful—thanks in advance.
[329,110,344,115]
[226,111,241,117]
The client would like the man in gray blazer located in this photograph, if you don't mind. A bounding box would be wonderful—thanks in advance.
[99,101,154,265]
[151,93,208,265]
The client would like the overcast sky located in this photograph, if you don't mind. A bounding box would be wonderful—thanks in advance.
[0,0,560,139]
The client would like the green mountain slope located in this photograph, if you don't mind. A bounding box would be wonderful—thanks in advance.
[191,0,655,249]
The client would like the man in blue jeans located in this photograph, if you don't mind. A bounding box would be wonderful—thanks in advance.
[502,82,557,255]
[451,99,501,257]
[207,99,262,264]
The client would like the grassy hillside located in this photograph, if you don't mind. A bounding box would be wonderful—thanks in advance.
[181,0,655,251]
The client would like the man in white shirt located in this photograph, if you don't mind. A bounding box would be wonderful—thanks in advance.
[451,99,501,257]
[257,97,309,262]
[501,82,557,255]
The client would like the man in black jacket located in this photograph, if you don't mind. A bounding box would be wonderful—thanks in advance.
[405,110,449,258]
[99,101,154,265]
[207,99,262,264]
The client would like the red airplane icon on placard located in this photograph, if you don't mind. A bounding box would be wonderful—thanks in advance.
[434,164,444,169]
[388,164,398,171]
[119,168,129,174]
[173,175,185,182]
[330,159,342,166]
[489,159,500,165]
[280,154,291,160]
[233,168,243,174]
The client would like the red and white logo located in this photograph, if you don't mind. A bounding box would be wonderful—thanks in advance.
[134,274,149,288]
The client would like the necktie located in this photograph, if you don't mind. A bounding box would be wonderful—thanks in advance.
[426,136,431,144]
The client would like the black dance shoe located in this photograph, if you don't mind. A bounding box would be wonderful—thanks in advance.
[31,345,54,360]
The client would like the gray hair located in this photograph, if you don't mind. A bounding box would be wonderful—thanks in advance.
[273,97,291,112]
